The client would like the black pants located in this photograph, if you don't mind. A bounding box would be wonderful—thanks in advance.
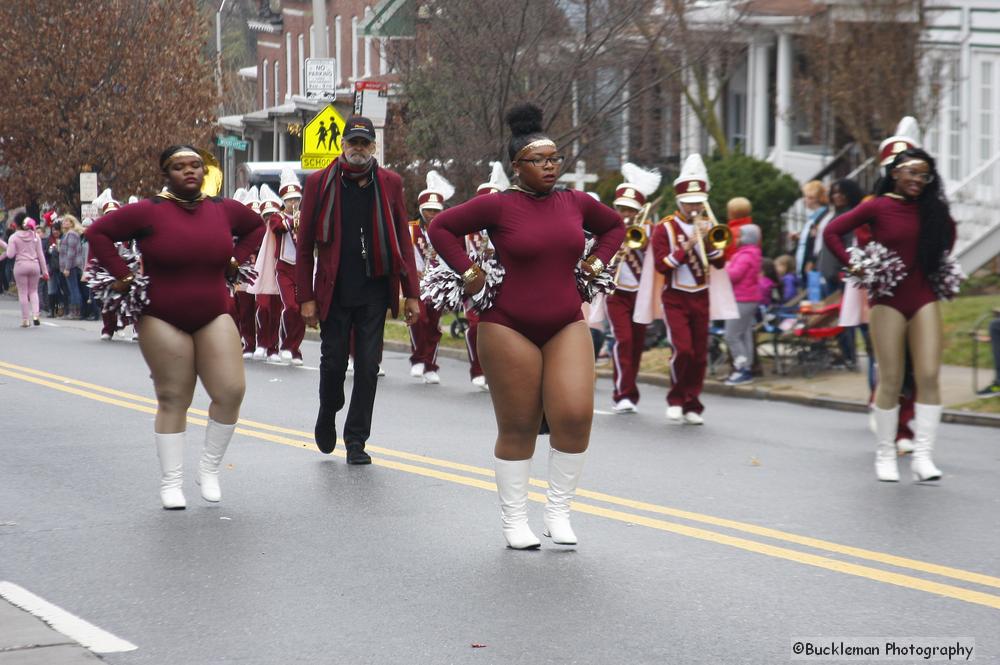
[318,298,388,446]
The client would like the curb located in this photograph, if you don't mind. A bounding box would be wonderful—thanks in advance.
[306,329,1000,429]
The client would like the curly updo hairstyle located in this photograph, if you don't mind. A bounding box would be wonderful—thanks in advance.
[506,103,550,162]
[875,148,954,276]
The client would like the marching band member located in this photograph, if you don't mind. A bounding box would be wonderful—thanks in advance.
[92,189,124,340]
[231,188,258,358]
[408,170,454,385]
[249,184,285,364]
[824,145,956,483]
[651,154,726,425]
[463,162,511,390]
[428,103,624,549]
[607,163,661,413]
[86,145,264,508]
[276,168,305,365]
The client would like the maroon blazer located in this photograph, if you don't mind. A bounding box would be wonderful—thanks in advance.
[295,162,419,321]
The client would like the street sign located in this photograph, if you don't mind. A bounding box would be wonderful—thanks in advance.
[305,58,338,99]
[80,173,98,202]
[353,80,389,127]
[80,203,98,221]
[217,135,248,151]
[301,105,347,170]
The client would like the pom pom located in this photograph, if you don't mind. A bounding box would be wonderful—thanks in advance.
[83,244,149,327]
[929,252,965,301]
[227,260,258,294]
[575,235,617,303]
[419,255,506,314]
[506,103,544,137]
[845,242,907,300]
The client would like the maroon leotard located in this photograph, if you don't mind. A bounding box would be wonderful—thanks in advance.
[428,188,624,347]
[86,197,265,334]
[823,195,955,320]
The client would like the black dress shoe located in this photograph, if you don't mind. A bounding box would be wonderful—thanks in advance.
[314,411,337,454]
[345,443,371,465]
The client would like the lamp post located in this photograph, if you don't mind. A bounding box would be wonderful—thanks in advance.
[216,0,228,101]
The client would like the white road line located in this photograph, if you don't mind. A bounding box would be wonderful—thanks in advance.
[0,581,138,653]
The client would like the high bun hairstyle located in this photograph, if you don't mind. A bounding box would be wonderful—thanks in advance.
[506,103,550,162]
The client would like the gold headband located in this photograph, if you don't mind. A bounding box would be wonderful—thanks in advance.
[163,150,201,168]
[897,158,928,169]
[515,139,557,162]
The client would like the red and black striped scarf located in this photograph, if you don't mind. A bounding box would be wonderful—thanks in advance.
[314,157,402,277]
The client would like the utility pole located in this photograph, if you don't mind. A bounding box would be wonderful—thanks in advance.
[216,0,228,103]
[312,0,328,58]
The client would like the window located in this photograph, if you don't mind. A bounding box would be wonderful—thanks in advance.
[274,60,280,106]
[980,60,993,164]
[286,33,293,99]
[262,59,269,109]
[298,34,305,94]
[948,57,961,180]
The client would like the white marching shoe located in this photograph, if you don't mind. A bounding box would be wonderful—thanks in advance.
[155,432,187,509]
[409,362,424,378]
[911,403,943,482]
[896,438,915,454]
[613,399,637,414]
[494,457,541,550]
[543,448,586,546]
[423,371,441,384]
[252,347,266,361]
[872,405,900,482]
[666,405,683,423]
[197,419,236,502]
[471,375,488,391]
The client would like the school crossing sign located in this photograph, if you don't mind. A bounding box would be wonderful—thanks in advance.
[301,105,347,169]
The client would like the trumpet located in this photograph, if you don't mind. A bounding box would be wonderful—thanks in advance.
[197,148,224,197]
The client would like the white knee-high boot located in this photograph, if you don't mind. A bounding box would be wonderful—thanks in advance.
[155,432,186,509]
[543,448,586,545]
[911,403,943,482]
[197,419,236,502]
[494,457,540,550]
[872,406,900,482]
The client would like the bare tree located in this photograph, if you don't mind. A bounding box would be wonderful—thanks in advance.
[0,0,218,210]
[388,0,679,197]
[636,0,751,159]
[794,0,936,159]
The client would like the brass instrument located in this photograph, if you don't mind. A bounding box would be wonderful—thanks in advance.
[623,201,654,250]
[197,148,224,197]
[693,201,733,267]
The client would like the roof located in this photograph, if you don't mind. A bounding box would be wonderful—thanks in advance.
[364,0,414,38]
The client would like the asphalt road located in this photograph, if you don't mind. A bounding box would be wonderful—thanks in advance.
[1,303,998,664]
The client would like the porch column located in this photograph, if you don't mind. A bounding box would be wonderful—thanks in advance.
[775,32,794,163]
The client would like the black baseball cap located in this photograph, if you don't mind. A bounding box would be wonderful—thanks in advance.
[343,116,375,142]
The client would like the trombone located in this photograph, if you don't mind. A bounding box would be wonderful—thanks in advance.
[693,200,733,268]
[624,202,651,250]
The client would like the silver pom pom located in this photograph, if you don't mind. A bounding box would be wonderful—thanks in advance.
[228,260,258,294]
[419,263,465,311]
[929,252,965,301]
[83,245,149,327]
[575,235,616,303]
[846,242,908,300]
[468,255,505,312]
[419,254,506,313]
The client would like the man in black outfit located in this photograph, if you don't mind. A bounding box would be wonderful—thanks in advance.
[296,116,421,464]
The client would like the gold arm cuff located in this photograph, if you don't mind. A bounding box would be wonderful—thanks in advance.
[120,273,135,285]
[584,256,604,274]
[462,265,481,283]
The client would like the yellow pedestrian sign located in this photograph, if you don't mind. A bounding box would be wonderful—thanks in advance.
[301,105,346,169]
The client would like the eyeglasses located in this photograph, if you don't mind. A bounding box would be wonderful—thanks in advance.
[897,168,934,184]
[517,156,565,167]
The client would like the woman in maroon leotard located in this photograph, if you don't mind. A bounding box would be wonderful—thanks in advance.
[823,148,955,484]
[86,146,265,509]
[429,104,624,549]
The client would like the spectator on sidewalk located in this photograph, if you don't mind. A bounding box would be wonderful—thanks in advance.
[723,224,763,385]
[977,311,1000,398]
[58,215,85,319]
[45,225,65,317]
[774,254,799,305]
[5,217,49,327]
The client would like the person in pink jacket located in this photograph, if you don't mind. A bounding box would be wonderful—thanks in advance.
[723,223,762,385]
[6,217,49,327]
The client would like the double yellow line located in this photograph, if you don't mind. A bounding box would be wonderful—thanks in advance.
[2,359,999,611]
